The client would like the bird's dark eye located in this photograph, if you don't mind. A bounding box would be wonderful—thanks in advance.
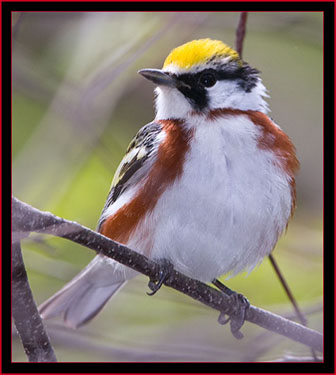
[199,72,217,88]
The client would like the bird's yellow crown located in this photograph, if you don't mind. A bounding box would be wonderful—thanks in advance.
[163,38,240,70]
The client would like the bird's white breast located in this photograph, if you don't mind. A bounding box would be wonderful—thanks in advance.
[148,114,293,282]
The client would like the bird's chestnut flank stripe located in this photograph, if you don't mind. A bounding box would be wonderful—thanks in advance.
[209,108,299,217]
[100,119,193,251]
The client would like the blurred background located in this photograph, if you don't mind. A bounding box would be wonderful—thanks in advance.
[12,12,323,362]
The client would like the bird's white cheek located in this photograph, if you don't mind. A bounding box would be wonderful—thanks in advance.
[207,80,269,112]
[207,81,237,109]
[154,87,193,120]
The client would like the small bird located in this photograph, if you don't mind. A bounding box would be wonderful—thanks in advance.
[39,38,299,330]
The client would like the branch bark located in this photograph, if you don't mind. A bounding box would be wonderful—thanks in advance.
[12,240,57,362]
[12,197,323,353]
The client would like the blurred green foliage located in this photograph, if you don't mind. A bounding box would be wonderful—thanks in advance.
[12,12,322,362]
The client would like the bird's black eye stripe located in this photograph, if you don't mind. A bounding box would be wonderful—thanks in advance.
[216,68,246,80]
[177,64,259,90]
[216,65,260,91]
[172,63,260,111]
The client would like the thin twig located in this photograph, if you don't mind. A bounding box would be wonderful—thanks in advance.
[235,12,248,57]
[12,197,323,353]
[269,254,318,360]
[269,255,307,325]
[12,241,57,362]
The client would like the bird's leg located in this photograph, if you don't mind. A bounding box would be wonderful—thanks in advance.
[147,259,174,296]
[212,278,250,339]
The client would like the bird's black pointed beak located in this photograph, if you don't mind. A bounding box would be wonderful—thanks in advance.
[138,69,178,88]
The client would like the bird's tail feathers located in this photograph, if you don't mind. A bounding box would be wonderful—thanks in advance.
[39,256,128,328]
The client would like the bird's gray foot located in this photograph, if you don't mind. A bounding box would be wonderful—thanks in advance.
[147,259,174,296]
[213,279,250,339]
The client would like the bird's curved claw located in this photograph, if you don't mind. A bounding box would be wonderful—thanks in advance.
[218,292,250,339]
[147,259,174,296]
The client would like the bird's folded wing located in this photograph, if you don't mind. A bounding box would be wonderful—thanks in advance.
[97,121,164,230]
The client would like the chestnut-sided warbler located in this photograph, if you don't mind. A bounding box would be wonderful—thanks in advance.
[40,39,299,329]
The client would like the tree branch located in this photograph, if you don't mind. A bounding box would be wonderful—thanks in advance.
[12,197,323,353]
[12,240,57,362]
